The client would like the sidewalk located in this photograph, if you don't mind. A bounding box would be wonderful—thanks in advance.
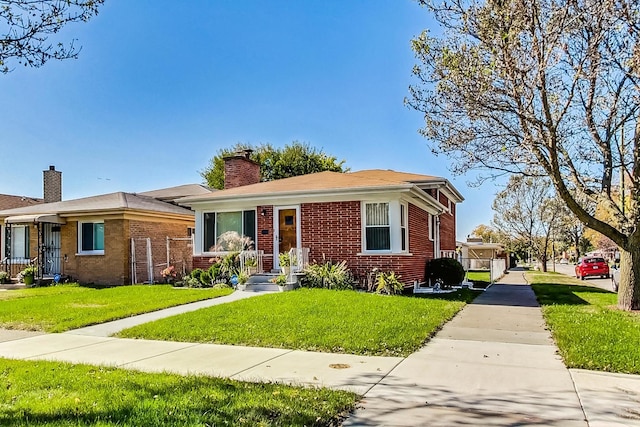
[344,270,640,426]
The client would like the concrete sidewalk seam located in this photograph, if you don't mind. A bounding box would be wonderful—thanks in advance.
[25,337,117,360]
[359,355,407,396]
[229,348,296,378]
[118,341,202,369]
[569,369,596,427]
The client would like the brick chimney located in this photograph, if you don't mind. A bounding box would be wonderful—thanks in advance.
[43,165,62,203]
[223,149,261,189]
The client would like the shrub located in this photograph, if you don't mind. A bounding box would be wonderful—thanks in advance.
[425,258,465,288]
[190,268,204,281]
[208,263,221,281]
[302,260,354,290]
[183,276,202,288]
[199,271,212,286]
[375,271,404,295]
[0,271,8,284]
[220,252,240,279]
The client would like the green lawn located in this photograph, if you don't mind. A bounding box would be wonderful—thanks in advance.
[529,271,640,374]
[466,270,491,288]
[118,288,478,357]
[466,270,490,282]
[0,284,233,333]
[0,358,357,426]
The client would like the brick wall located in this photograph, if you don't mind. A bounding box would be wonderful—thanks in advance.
[438,192,456,251]
[60,219,129,285]
[257,205,274,271]
[300,201,433,285]
[223,155,261,189]
[59,217,193,286]
[129,219,193,283]
[193,198,443,286]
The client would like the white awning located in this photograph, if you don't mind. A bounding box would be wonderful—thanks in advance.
[4,214,66,225]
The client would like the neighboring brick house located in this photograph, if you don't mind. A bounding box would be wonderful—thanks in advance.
[180,152,464,286]
[0,184,212,285]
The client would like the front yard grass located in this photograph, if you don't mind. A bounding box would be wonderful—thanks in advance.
[0,284,232,333]
[0,358,357,426]
[529,271,640,374]
[118,288,478,357]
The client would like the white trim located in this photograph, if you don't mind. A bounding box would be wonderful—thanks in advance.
[184,185,446,214]
[400,201,408,252]
[357,252,414,257]
[273,205,301,268]
[361,200,410,255]
[77,220,105,256]
[200,209,258,253]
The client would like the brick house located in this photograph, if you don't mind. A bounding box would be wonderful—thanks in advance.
[0,183,212,285]
[179,152,464,286]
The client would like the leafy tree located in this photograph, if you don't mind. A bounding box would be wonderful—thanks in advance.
[408,0,640,310]
[1,0,103,74]
[470,224,502,243]
[201,141,348,189]
[492,176,561,271]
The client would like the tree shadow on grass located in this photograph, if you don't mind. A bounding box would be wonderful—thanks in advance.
[411,288,481,303]
[532,284,611,306]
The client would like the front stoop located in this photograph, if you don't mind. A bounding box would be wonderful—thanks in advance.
[239,273,303,292]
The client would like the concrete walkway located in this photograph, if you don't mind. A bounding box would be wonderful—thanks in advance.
[65,288,266,337]
[344,271,640,426]
[1,276,640,425]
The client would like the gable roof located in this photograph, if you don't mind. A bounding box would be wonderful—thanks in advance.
[0,194,43,210]
[0,192,194,221]
[138,184,214,202]
[350,170,464,203]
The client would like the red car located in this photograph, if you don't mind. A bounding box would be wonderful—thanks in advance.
[575,257,610,280]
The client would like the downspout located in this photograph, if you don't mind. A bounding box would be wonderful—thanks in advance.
[435,215,441,258]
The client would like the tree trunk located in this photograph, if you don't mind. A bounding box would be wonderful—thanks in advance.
[617,244,640,311]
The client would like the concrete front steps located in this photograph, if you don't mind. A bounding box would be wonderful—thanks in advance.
[243,273,281,291]
[240,272,304,292]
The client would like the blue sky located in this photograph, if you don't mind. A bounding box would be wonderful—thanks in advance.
[0,0,502,239]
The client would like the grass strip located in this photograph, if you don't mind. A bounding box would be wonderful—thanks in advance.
[118,288,478,357]
[0,284,233,332]
[0,358,357,426]
[529,271,640,374]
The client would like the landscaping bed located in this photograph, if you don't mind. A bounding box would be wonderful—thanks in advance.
[117,288,478,357]
[0,358,357,426]
[0,284,233,333]
[529,271,640,374]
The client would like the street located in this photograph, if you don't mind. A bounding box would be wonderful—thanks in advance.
[548,263,617,292]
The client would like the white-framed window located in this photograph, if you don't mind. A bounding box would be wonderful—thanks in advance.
[7,225,30,259]
[203,210,256,252]
[364,202,391,251]
[78,221,104,255]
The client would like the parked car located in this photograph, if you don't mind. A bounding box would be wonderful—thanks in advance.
[575,257,610,280]
[559,258,569,265]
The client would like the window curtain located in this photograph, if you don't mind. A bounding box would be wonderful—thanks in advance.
[366,203,390,250]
